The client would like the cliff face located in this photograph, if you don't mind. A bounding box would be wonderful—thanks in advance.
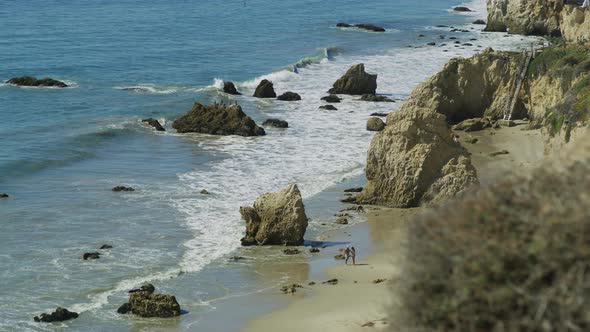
[486,0,590,41]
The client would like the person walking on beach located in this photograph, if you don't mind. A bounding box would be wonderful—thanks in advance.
[344,246,351,264]
[350,246,356,265]
[344,246,357,265]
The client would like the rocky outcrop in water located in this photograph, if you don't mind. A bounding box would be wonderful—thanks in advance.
[452,118,492,132]
[142,118,165,131]
[358,108,478,208]
[328,64,377,95]
[277,91,301,101]
[112,186,135,192]
[336,23,385,32]
[117,285,181,318]
[7,76,68,88]
[366,117,385,132]
[262,119,288,128]
[173,102,265,136]
[453,6,472,12]
[359,94,394,102]
[319,105,338,110]
[321,94,341,103]
[34,307,78,323]
[240,184,308,246]
[223,81,241,95]
[83,252,100,260]
[253,79,276,98]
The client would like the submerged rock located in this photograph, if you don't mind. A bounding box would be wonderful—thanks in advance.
[200,189,210,195]
[112,186,135,192]
[7,76,67,88]
[99,244,113,250]
[262,118,289,128]
[240,184,308,246]
[321,94,342,103]
[354,24,386,32]
[34,307,78,323]
[223,81,241,95]
[142,118,165,131]
[276,91,301,101]
[83,252,100,260]
[454,6,472,12]
[329,64,377,95]
[172,102,265,136]
[366,117,386,132]
[359,94,394,102]
[253,79,276,98]
[319,105,338,110]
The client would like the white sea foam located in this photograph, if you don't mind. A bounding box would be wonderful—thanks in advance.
[114,83,180,94]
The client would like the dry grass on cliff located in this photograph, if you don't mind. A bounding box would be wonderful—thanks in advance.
[391,144,590,331]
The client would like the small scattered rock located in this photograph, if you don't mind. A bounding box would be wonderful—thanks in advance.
[0,193,8,199]
[340,205,365,212]
[99,244,113,250]
[228,256,245,261]
[418,34,425,37]
[370,112,388,117]
[200,189,210,195]
[83,252,100,260]
[309,247,320,253]
[336,23,352,28]
[373,278,387,284]
[323,278,339,285]
[359,94,394,102]
[128,283,156,294]
[142,118,165,131]
[117,303,132,314]
[112,186,135,192]
[223,81,241,95]
[340,196,357,203]
[119,287,180,317]
[329,63,377,95]
[34,307,78,323]
[490,150,510,157]
[452,118,491,132]
[335,212,351,218]
[453,6,472,11]
[321,94,341,103]
[496,119,516,127]
[473,19,486,25]
[335,217,349,225]
[308,281,316,286]
[281,284,303,294]
[463,43,473,46]
[319,105,338,110]
[262,118,289,128]
[283,248,301,255]
[465,137,478,144]
[427,42,436,46]
[277,91,301,101]
[362,322,376,327]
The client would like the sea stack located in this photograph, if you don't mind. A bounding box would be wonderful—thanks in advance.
[328,64,377,95]
[172,102,265,136]
[253,79,277,98]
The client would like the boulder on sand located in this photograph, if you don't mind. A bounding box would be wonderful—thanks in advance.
[142,118,165,131]
[34,307,78,323]
[277,92,301,101]
[367,117,386,132]
[7,76,67,88]
[253,79,276,98]
[172,102,265,136]
[240,184,308,246]
[223,81,241,95]
[262,119,289,128]
[117,285,181,318]
[329,64,377,95]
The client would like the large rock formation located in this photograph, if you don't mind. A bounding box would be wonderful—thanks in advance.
[358,109,478,208]
[7,76,68,88]
[253,79,276,98]
[328,64,377,95]
[173,102,265,136]
[118,284,181,318]
[240,184,308,246]
[34,307,78,322]
[223,81,241,95]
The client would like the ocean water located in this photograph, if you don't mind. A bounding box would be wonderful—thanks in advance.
[0,0,541,331]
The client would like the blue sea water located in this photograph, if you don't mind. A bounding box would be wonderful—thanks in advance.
[0,0,537,330]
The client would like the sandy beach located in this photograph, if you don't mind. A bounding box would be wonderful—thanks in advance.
[242,123,544,332]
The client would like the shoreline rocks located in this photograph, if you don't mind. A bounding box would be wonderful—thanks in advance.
[240,184,308,246]
[7,76,67,88]
[34,307,78,323]
[253,79,276,98]
[262,119,289,128]
[118,284,181,318]
[277,92,301,101]
[223,81,241,95]
[172,102,265,136]
[142,118,165,131]
[329,64,377,95]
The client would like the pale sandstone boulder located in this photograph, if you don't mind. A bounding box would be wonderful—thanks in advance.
[485,0,562,36]
[240,184,308,246]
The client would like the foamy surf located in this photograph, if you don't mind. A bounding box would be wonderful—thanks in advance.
[114,83,182,94]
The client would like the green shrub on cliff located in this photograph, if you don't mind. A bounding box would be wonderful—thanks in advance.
[527,45,589,78]
[393,140,590,331]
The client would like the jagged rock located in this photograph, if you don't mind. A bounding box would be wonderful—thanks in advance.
[83,252,100,260]
[321,94,342,103]
[277,92,301,101]
[0,193,8,199]
[359,94,394,102]
[253,79,276,98]
[454,6,472,12]
[358,109,478,208]
[240,184,308,246]
[120,291,180,318]
[328,64,377,95]
[34,307,78,323]
[129,284,156,294]
[142,118,165,131]
[173,102,265,137]
[344,187,363,193]
[452,118,492,132]
[263,119,289,128]
[340,196,357,203]
[427,42,436,46]
[367,117,386,132]
[223,81,241,95]
[319,105,338,110]
[7,76,67,88]
[112,186,134,192]
[473,19,486,25]
[99,244,113,249]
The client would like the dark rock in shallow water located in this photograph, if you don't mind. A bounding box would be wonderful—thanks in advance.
[473,19,486,25]
[83,252,100,260]
[354,24,385,32]
[329,64,377,95]
[253,79,276,98]
[173,102,265,137]
[427,42,436,46]
[229,256,245,261]
[142,118,165,131]
[310,247,320,253]
[344,187,363,193]
[336,22,352,28]
[359,94,394,102]
[319,105,338,110]
[129,283,156,294]
[340,196,357,203]
[200,189,210,195]
[119,289,180,318]
[367,117,386,132]
[277,91,301,101]
[117,303,131,314]
[34,307,78,323]
[283,248,301,255]
[453,6,472,12]
[370,112,388,117]
[223,81,241,95]
[321,94,341,103]
[0,193,8,199]
[112,186,135,192]
[100,244,113,250]
[7,76,67,88]
[262,118,289,128]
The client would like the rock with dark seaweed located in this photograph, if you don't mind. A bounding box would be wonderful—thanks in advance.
[7,76,67,88]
